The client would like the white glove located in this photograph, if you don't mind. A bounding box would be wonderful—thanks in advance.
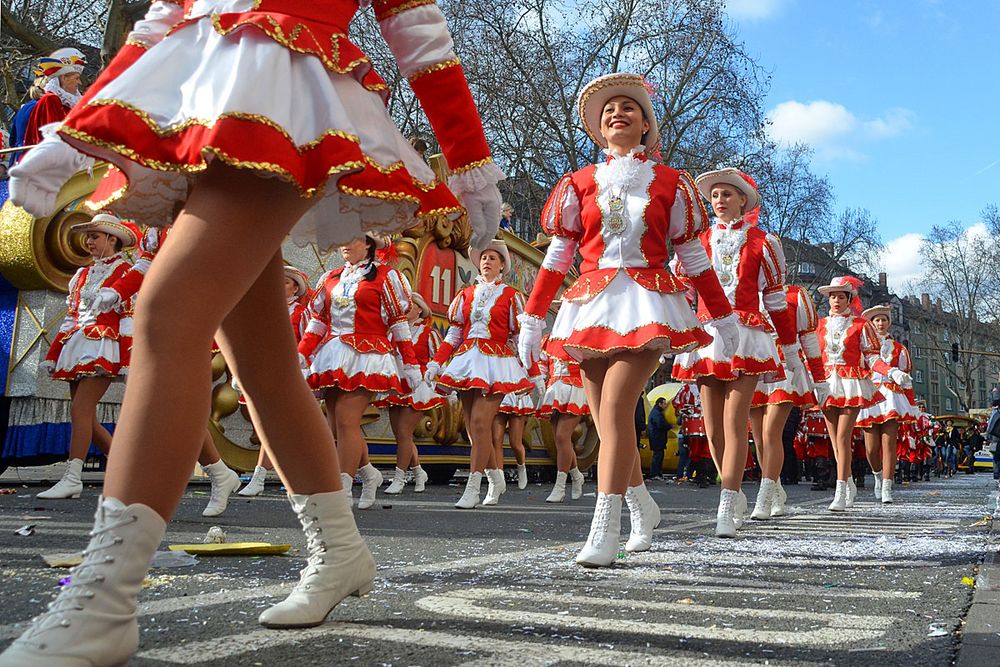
[91,288,122,314]
[9,123,95,217]
[711,312,740,360]
[458,185,502,253]
[517,313,545,368]
[781,342,806,379]
[812,381,831,406]
[889,368,912,388]
[297,352,310,370]
[532,375,546,396]
[401,364,423,392]
[424,361,441,385]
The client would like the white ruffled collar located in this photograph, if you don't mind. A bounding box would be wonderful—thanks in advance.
[44,77,82,109]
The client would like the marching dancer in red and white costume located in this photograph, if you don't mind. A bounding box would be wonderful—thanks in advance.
[494,386,538,491]
[299,234,423,510]
[537,336,589,502]
[381,291,442,495]
[815,276,884,512]
[238,264,312,497]
[857,304,915,504]
[426,239,534,508]
[35,215,138,500]
[3,0,502,660]
[518,73,739,566]
[748,285,829,519]
[672,168,806,537]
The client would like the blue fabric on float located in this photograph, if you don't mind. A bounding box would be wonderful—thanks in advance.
[0,274,17,395]
[2,422,112,462]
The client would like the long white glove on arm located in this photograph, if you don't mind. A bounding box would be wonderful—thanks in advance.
[781,342,807,379]
[711,313,740,360]
[889,368,912,389]
[517,313,545,368]
[9,124,95,217]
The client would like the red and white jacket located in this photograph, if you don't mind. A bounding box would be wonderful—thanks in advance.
[412,318,442,371]
[816,314,883,379]
[523,151,733,322]
[872,335,912,392]
[784,286,826,382]
[299,261,417,366]
[433,278,526,364]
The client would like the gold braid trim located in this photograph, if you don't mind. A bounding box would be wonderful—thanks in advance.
[449,156,494,175]
[376,0,437,21]
[407,57,460,82]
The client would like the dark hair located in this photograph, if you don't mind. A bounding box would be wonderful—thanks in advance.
[111,235,123,251]
[363,236,378,281]
[655,397,667,407]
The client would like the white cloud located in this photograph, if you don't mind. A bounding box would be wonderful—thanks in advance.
[725,0,790,21]
[766,100,916,161]
[879,233,925,295]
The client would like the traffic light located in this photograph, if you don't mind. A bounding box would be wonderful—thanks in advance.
[951,342,959,362]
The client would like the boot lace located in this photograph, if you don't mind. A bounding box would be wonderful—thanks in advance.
[587,497,614,548]
[16,514,138,650]
[624,491,643,525]
[292,509,327,593]
[718,491,735,518]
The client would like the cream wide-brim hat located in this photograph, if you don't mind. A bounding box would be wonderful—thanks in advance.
[862,305,891,322]
[410,292,432,319]
[71,213,138,249]
[695,168,761,213]
[283,265,309,298]
[817,276,858,297]
[578,73,659,156]
[471,238,511,271]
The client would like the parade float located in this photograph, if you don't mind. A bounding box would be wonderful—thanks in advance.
[0,159,601,482]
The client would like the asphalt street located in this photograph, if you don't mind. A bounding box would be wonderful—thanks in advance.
[0,469,995,666]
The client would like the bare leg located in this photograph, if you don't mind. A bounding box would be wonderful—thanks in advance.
[881,420,899,480]
[749,406,766,472]
[824,408,859,481]
[197,430,221,466]
[491,413,507,468]
[508,415,527,465]
[719,375,758,491]
[863,426,883,475]
[698,378,727,474]
[91,421,113,455]
[329,389,373,477]
[761,403,792,481]
[552,412,581,473]
[102,164,321,518]
[581,349,660,495]
[462,392,503,473]
[68,377,113,460]
[389,406,422,471]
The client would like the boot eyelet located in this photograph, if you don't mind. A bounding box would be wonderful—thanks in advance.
[105,556,114,563]
[114,537,123,544]
[60,620,70,627]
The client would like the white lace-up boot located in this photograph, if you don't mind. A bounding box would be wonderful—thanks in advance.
[546,472,568,503]
[340,473,354,502]
[356,464,383,510]
[201,461,242,517]
[873,474,883,501]
[384,468,406,495]
[238,465,269,497]
[0,496,166,666]
[575,493,623,567]
[36,458,84,500]
[750,478,777,520]
[412,465,428,493]
[517,464,528,490]
[881,478,895,504]
[455,472,483,509]
[569,467,585,500]
[624,484,661,552]
[770,481,787,517]
[829,480,848,511]
[846,477,857,508]
[733,489,748,529]
[258,490,375,628]
[483,469,504,505]
[716,488,739,538]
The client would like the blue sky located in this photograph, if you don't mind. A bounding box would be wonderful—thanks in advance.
[725,0,999,292]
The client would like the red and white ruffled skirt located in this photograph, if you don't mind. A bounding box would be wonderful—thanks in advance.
[537,379,590,417]
[548,273,712,362]
[673,320,780,382]
[437,344,533,396]
[43,328,128,382]
[307,337,408,395]
[821,373,883,410]
[374,380,448,411]
[857,384,916,427]
[62,5,465,250]
[498,392,536,416]
[751,352,816,409]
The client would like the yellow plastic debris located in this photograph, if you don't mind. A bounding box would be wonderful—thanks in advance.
[168,542,291,556]
[961,576,976,587]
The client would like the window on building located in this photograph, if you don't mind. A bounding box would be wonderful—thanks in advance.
[912,322,920,334]
[914,346,923,359]
[945,398,954,411]
[797,262,816,275]
[943,330,950,342]
[914,370,923,384]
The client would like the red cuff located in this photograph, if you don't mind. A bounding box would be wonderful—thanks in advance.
[109,267,145,303]
[78,44,148,108]
[872,359,892,375]
[408,64,491,172]
[432,340,456,366]
[688,270,733,320]
[395,339,418,367]
[770,306,798,346]
[807,358,826,383]
[298,332,322,359]
[525,267,565,318]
